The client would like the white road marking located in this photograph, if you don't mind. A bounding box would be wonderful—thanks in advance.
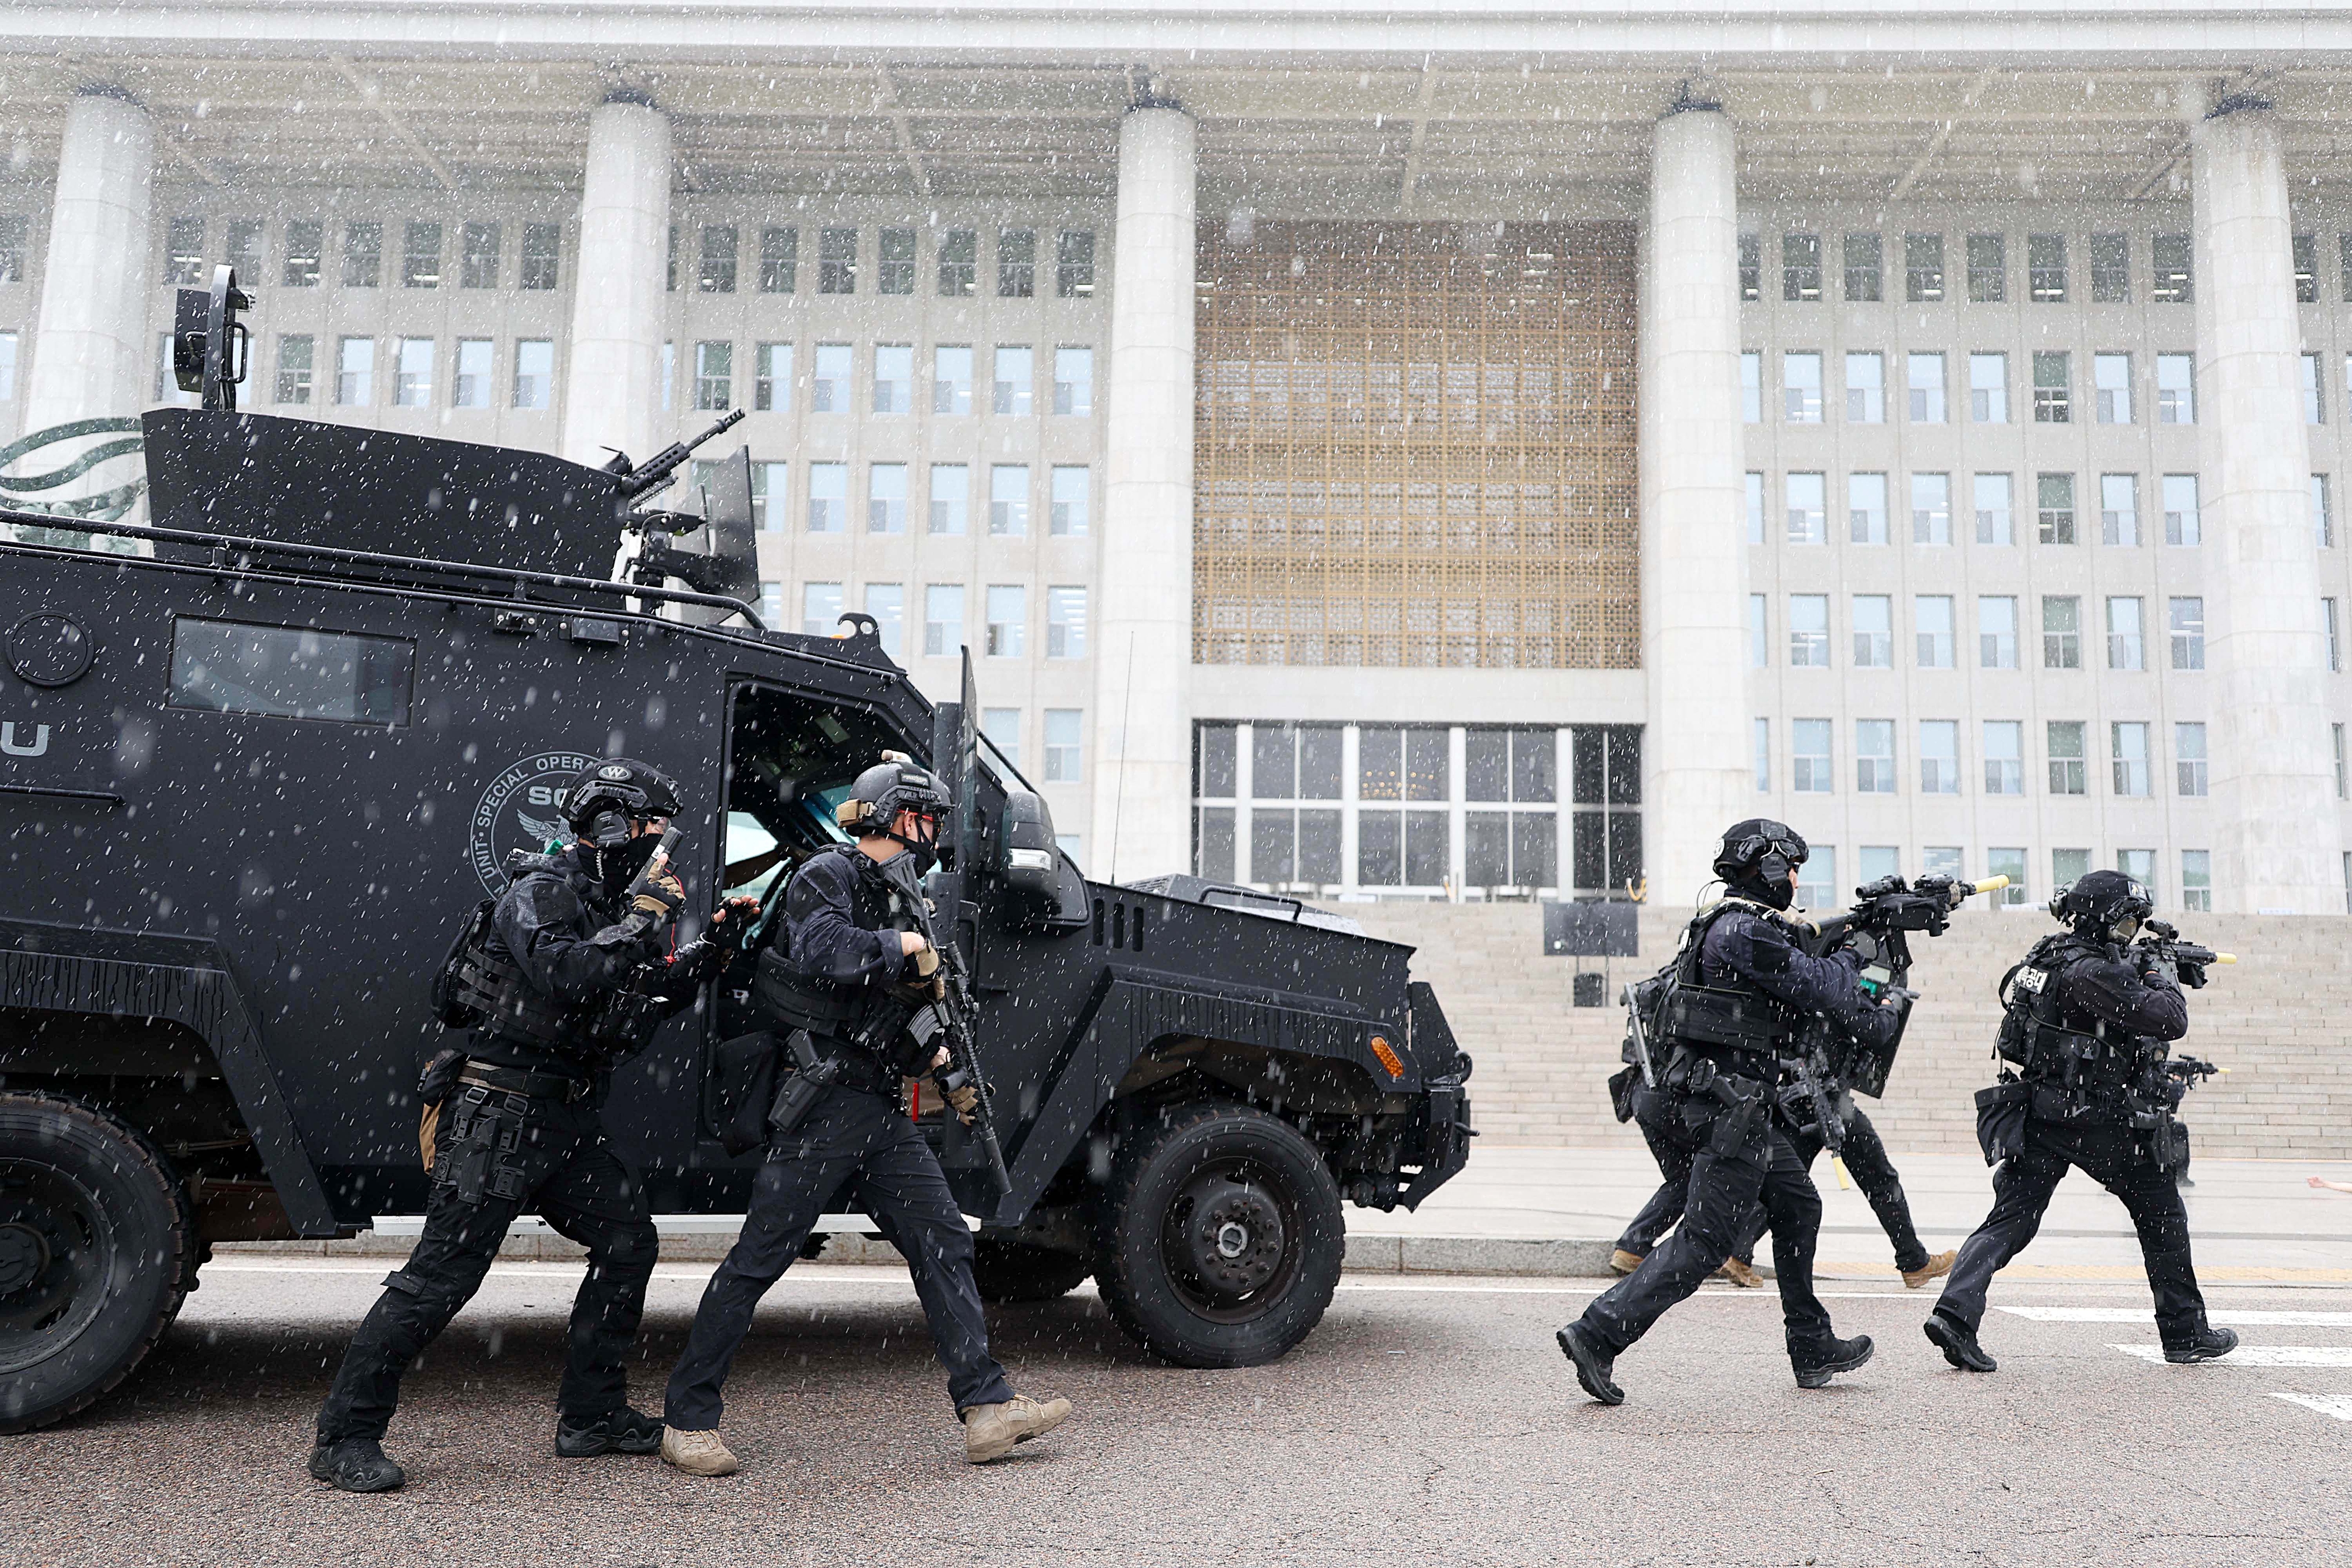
[2270,1392,2352,1421]
[2112,1345,2352,1366]
[2000,1308,2352,1327]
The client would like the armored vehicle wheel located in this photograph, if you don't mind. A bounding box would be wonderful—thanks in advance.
[1092,1103,1344,1368]
[0,1092,195,1433]
[970,1238,1093,1303]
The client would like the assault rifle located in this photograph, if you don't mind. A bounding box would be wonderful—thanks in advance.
[1793,872,2011,1099]
[607,407,747,500]
[2136,920,2237,989]
[877,851,1013,1195]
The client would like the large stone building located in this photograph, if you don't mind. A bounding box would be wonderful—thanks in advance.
[5,5,2350,914]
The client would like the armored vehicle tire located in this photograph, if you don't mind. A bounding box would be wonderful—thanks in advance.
[1092,1103,1344,1368]
[0,1092,196,1433]
[970,1238,1093,1303]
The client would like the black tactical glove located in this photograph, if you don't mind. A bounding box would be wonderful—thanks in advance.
[632,868,686,921]
[2174,958,2208,990]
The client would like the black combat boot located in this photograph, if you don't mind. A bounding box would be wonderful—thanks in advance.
[1923,1312,1998,1373]
[1555,1323,1625,1406]
[1793,1334,1875,1388]
[556,1405,666,1456]
[308,1436,406,1492]
[2163,1326,2239,1364]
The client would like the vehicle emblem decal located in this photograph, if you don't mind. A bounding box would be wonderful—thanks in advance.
[468,750,597,892]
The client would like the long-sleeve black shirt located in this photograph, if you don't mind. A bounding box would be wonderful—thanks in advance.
[474,844,696,1071]
[780,843,917,991]
[1697,904,1899,1051]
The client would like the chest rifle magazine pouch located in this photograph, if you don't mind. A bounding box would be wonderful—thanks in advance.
[1975,1081,2032,1166]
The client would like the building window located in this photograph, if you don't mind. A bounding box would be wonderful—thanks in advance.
[807,463,846,533]
[335,336,375,405]
[1792,718,1833,794]
[1989,847,2029,905]
[929,464,969,535]
[2177,722,2208,798]
[924,584,965,657]
[273,335,313,404]
[982,709,1021,772]
[2117,849,2156,900]
[2032,350,2071,422]
[1753,718,1770,793]
[2338,723,2348,799]
[1745,473,1765,543]
[2152,233,2193,303]
[1749,594,1769,667]
[2295,233,2320,303]
[989,464,1030,536]
[1907,352,1946,423]
[2106,597,2145,670]
[1726,232,1758,304]
[2090,232,2130,301]
[1904,232,1945,302]
[1852,595,1892,668]
[1920,720,1960,795]
[1783,352,1822,422]
[1053,347,1094,416]
[1966,233,2006,302]
[393,338,435,409]
[1047,587,1088,660]
[2169,597,2206,669]
[938,228,977,296]
[1845,351,1884,422]
[2306,352,2326,424]
[1050,466,1090,536]
[1843,232,1882,302]
[1975,473,2014,546]
[877,227,916,295]
[280,220,321,287]
[2043,596,2082,668]
[752,462,787,531]
[2047,722,2087,795]
[997,228,1037,297]
[934,346,973,415]
[1795,845,1838,911]
[1969,352,2008,423]
[2329,597,2343,673]
[695,226,737,293]
[873,344,912,414]
[460,221,500,289]
[2054,847,2092,891]
[223,217,264,280]
[2154,353,2196,423]
[512,340,553,409]
[1849,473,1888,545]
[1740,351,1762,422]
[757,581,785,628]
[2163,474,2201,545]
[993,346,1033,415]
[1912,473,1952,546]
[452,338,492,409]
[1043,710,1084,783]
[868,463,907,534]
[165,216,205,285]
[1856,720,1896,794]
[2181,851,2212,912]
[1984,721,2024,795]
[811,343,852,412]
[2093,353,2132,423]
[2112,722,2151,797]
[1786,473,1826,545]
[754,342,791,412]
[667,225,677,291]
[802,583,843,638]
[2027,233,2067,302]
[1465,726,1560,888]
[1916,595,1956,668]
[2100,474,2139,547]
[759,226,797,293]
[818,227,856,293]
[1782,232,1822,301]
[2317,475,2335,549]
[520,222,560,290]
[342,220,382,288]
[693,341,733,410]
[1057,229,1096,297]
[1979,596,2019,668]
[1789,594,1830,667]
[402,222,440,289]
[985,585,1027,657]
[0,213,26,285]
[2037,473,2077,545]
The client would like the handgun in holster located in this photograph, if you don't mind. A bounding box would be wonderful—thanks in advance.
[767,1028,848,1137]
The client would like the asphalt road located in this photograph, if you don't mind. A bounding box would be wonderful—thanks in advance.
[9,1259,2351,1568]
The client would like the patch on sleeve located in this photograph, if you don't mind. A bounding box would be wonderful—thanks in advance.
[1739,916,1793,973]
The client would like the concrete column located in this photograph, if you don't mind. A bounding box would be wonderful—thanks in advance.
[560,92,671,472]
[1638,103,1752,911]
[2190,96,2345,912]
[1088,105,1196,882]
[22,88,153,442]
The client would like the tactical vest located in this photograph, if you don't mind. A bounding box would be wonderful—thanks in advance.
[1652,901,1801,1066]
[1996,935,2139,1091]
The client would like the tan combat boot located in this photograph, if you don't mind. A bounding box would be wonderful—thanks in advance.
[1903,1249,1958,1289]
[963,1394,1073,1463]
[660,1427,740,1477]
[1608,1248,1644,1276]
[1716,1257,1765,1288]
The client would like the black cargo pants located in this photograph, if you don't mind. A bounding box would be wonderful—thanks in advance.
[663,1082,1014,1432]
[1616,1085,1758,1268]
[315,1089,659,1444]
[1575,1079,1837,1365]
[1933,1111,2209,1349]
[1728,1104,1929,1275]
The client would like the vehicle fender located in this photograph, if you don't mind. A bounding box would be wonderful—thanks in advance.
[0,919,340,1237]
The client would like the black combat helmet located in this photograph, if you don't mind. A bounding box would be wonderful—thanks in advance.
[837,751,953,866]
[563,757,685,848]
[1714,818,1809,910]
[2054,868,2153,942]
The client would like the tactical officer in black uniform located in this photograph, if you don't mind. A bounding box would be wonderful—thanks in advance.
[1558,821,1896,1404]
[310,759,746,1493]
[660,755,1071,1476]
[1925,871,2237,1373]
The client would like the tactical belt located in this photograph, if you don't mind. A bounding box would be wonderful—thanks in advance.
[459,1061,592,1103]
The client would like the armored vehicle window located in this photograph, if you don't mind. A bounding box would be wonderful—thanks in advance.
[169,619,412,726]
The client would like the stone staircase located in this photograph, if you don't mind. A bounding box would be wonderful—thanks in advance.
[1331,901,2352,1159]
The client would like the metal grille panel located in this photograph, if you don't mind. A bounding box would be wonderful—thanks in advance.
[1194,221,1639,668]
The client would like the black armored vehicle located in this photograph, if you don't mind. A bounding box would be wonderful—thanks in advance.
[0,280,1471,1432]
